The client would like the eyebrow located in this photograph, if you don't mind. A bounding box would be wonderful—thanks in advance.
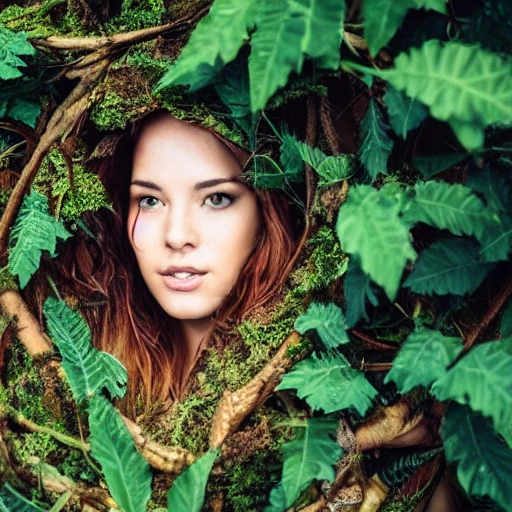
[130,178,241,191]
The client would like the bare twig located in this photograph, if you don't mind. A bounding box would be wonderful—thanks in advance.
[464,273,512,349]
[30,7,210,52]
[209,331,302,448]
[0,290,52,355]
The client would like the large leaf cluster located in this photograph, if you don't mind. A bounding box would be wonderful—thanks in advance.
[386,330,512,509]
[156,0,345,112]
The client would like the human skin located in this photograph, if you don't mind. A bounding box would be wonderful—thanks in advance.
[127,114,261,362]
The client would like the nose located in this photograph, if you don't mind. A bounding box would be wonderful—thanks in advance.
[164,204,198,250]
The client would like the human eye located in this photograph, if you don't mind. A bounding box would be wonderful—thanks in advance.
[204,192,235,209]
[138,196,163,209]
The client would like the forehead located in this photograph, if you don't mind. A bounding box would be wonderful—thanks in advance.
[132,115,241,180]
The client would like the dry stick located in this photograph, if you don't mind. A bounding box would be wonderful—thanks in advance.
[0,290,52,354]
[0,403,88,452]
[31,6,210,51]
[464,273,512,349]
[209,331,302,448]
[0,55,110,258]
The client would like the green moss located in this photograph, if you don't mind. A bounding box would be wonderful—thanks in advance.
[290,226,348,296]
[34,148,110,223]
[105,0,166,33]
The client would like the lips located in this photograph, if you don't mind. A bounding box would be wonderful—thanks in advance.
[160,267,205,292]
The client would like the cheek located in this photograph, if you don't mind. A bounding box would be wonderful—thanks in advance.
[127,211,153,252]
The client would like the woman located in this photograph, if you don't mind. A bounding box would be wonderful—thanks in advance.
[36,110,299,415]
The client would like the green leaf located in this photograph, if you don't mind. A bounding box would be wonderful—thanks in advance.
[477,216,512,262]
[377,448,442,488]
[500,301,512,338]
[0,483,45,512]
[272,417,343,509]
[278,352,378,416]
[413,153,469,179]
[344,258,379,328]
[467,167,512,216]
[433,341,512,438]
[280,131,305,181]
[404,181,490,240]
[441,403,512,511]
[362,0,413,58]
[249,1,305,112]
[358,98,394,181]
[156,0,258,92]
[8,190,71,289]
[214,54,259,148]
[384,329,463,393]
[295,140,353,186]
[168,449,219,512]
[0,26,35,80]
[265,483,287,512]
[88,396,152,512]
[294,0,345,69]
[43,297,127,403]
[413,0,447,14]
[382,40,512,150]
[336,185,417,300]
[252,153,303,189]
[384,87,429,139]
[404,237,495,296]
[294,302,349,349]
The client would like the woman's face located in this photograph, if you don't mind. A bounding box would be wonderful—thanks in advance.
[127,115,260,325]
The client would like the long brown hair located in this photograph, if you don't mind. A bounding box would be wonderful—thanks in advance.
[30,113,298,415]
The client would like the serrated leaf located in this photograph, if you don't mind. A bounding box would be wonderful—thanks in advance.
[280,131,305,180]
[404,181,490,241]
[377,448,442,488]
[43,297,127,402]
[295,140,353,186]
[156,0,258,92]
[441,403,512,510]
[252,153,303,189]
[358,98,394,181]
[273,417,343,509]
[295,0,345,69]
[278,352,377,415]
[477,216,512,262]
[362,0,413,57]
[336,185,417,300]
[8,190,71,288]
[404,237,495,296]
[88,396,152,512]
[344,258,379,328]
[168,448,218,512]
[384,329,463,393]
[413,153,469,179]
[0,483,45,512]
[384,87,429,139]
[249,1,305,111]
[382,40,512,150]
[294,302,349,349]
[0,27,35,80]
[433,341,512,438]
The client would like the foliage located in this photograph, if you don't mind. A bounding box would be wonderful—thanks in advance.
[8,190,71,289]
[294,301,349,349]
[441,404,512,511]
[358,98,394,181]
[0,483,45,511]
[43,297,128,403]
[88,395,152,512]
[167,449,219,512]
[266,417,343,511]
[157,0,345,111]
[278,351,378,416]
[384,329,463,393]
[336,184,416,300]
[0,26,35,80]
